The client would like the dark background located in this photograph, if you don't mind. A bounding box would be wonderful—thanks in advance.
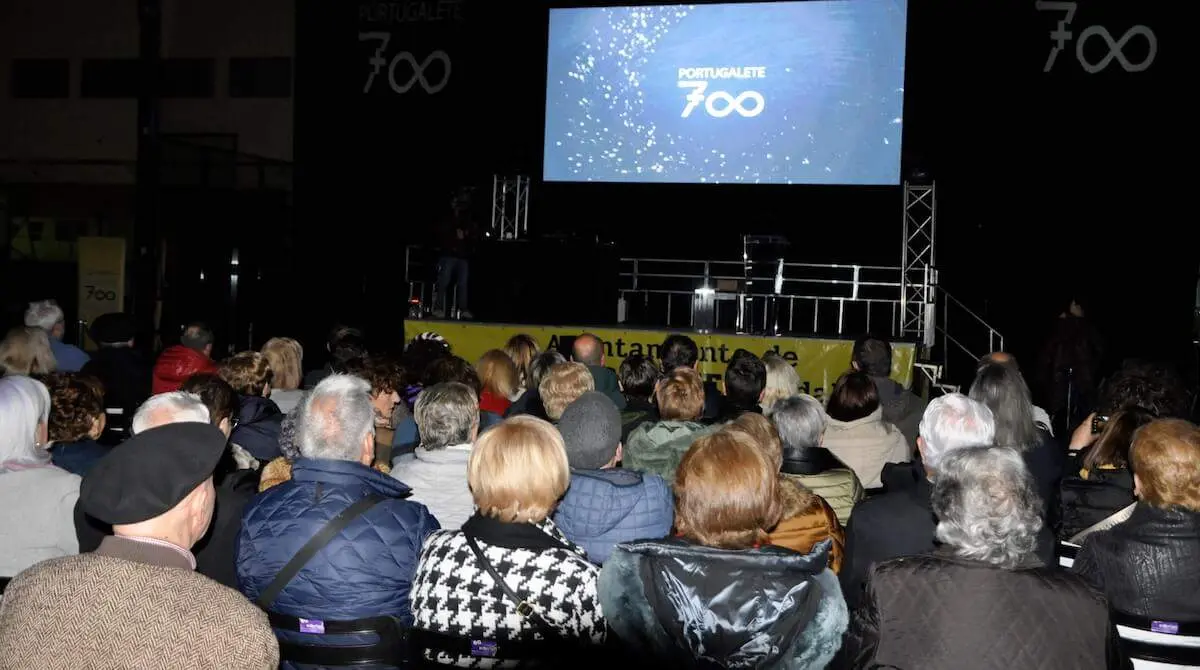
[289,0,1187,377]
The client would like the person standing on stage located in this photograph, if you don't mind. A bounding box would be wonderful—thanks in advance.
[433,187,476,320]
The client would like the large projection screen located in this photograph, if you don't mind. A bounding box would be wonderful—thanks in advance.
[543,1,907,185]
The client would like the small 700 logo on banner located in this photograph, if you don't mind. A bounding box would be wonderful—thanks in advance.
[359,32,451,94]
[1036,1,1157,73]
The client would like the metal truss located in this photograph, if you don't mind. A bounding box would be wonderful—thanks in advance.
[490,175,530,240]
[901,181,937,346]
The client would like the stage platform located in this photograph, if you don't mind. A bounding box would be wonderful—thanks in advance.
[405,319,916,400]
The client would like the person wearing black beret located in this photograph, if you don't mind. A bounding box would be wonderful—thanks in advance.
[79,312,152,443]
[0,422,279,668]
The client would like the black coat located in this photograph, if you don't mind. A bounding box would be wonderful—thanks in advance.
[80,347,152,442]
[1057,455,1135,540]
[1072,503,1200,621]
[841,549,1127,670]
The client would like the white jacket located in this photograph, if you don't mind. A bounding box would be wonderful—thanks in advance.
[822,407,910,489]
[0,465,80,577]
[390,445,474,530]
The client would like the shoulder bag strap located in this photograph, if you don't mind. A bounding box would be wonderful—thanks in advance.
[257,493,387,610]
[462,534,563,637]
[1068,501,1137,545]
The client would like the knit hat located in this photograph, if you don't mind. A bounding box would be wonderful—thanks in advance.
[557,391,621,470]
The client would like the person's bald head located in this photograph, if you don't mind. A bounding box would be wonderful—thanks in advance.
[980,352,1018,370]
[572,333,604,366]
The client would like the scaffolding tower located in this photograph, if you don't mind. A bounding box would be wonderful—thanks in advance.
[490,175,530,240]
[901,181,936,346]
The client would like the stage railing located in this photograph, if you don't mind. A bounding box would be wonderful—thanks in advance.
[618,257,906,337]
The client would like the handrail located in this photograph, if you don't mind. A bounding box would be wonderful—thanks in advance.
[620,257,902,272]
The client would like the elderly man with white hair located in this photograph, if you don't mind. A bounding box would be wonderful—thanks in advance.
[839,393,996,608]
[75,391,255,590]
[236,374,439,665]
[25,300,89,372]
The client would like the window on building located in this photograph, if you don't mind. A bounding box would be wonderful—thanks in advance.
[161,58,215,98]
[11,59,70,98]
[80,59,139,98]
[81,58,215,98]
[228,57,292,98]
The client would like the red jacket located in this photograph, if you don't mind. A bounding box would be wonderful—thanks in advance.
[152,345,218,395]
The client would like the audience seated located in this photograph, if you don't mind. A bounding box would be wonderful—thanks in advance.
[152,322,218,394]
[969,362,1064,519]
[978,352,1055,434]
[1072,418,1200,620]
[0,325,56,376]
[399,331,450,409]
[0,375,79,580]
[842,446,1122,669]
[624,367,712,484]
[851,336,925,448]
[538,361,595,422]
[601,429,848,668]
[715,348,767,422]
[505,349,564,419]
[342,355,406,466]
[761,351,803,414]
[727,413,845,572]
[0,423,279,668]
[411,415,606,666]
[840,393,997,608]
[1058,408,1151,541]
[393,355,501,455]
[616,353,660,440]
[502,333,540,397]
[262,337,306,414]
[220,351,285,468]
[391,382,479,530]
[570,333,627,410]
[552,392,673,564]
[302,325,365,390]
[24,300,88,372]
[237,375,438,667]
[659,333,724,421]
[476,349,518,415]
[822,371,910,490]
[43,372,110,476]
[771,394,864,524]
[80,312,151,441]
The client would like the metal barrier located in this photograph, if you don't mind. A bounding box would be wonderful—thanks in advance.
[617,257,907,337]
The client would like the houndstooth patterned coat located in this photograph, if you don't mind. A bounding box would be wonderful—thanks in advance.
[411,516,606,668]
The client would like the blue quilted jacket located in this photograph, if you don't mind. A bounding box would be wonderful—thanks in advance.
[553,468,674,565]
[236,458,439,665]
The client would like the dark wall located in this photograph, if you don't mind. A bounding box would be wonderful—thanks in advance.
[295,0,1187,366]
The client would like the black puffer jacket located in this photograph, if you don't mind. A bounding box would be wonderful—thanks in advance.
[1072,503,1200,620]
[600,538,848,669]
[842,548,1127,670]
[1057,459,1135,540]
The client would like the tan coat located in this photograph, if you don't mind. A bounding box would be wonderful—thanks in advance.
[0,538,278,669]
[822,407,910,489]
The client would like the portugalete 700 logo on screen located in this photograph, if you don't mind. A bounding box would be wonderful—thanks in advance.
[678,66,766,118]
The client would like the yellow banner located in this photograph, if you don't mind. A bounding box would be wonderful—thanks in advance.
[405,320,915,401]
[77,237,127,350]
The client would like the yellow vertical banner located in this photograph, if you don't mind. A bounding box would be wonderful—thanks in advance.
[404,320,916,401]
[77,237,127,350]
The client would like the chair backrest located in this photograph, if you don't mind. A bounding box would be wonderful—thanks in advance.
[1057,540,1079,569]
[267,611,405,666]
[408,627,609,668]
[1112,610,1200,669]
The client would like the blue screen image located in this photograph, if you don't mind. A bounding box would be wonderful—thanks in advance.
[542,1,907,185]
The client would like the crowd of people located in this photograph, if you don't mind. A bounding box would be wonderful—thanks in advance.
[0,299,1197,669]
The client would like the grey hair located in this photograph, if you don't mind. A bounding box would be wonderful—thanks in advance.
[528,350,567,392]
[297,374,375,462]
[770,394,827,450]
[932,446,1044,569]
[24,300,64,332]
[415,382,479,450]
[969,363,1040,451]
[0,376,52,467]
[919,393,996,470]
[277,392,308,460]
[132,392,211,434]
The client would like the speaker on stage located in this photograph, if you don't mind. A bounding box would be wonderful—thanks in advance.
[741,234,790,334]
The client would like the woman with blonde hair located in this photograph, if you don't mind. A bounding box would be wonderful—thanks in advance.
[0,326,57,377]
[760,351,802,414]
[261,337,304,414]
[476,349,519,415]
[0,375,79,578]
[410,415,606,665]
[600,430,848,668]
[503,334,540,394]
